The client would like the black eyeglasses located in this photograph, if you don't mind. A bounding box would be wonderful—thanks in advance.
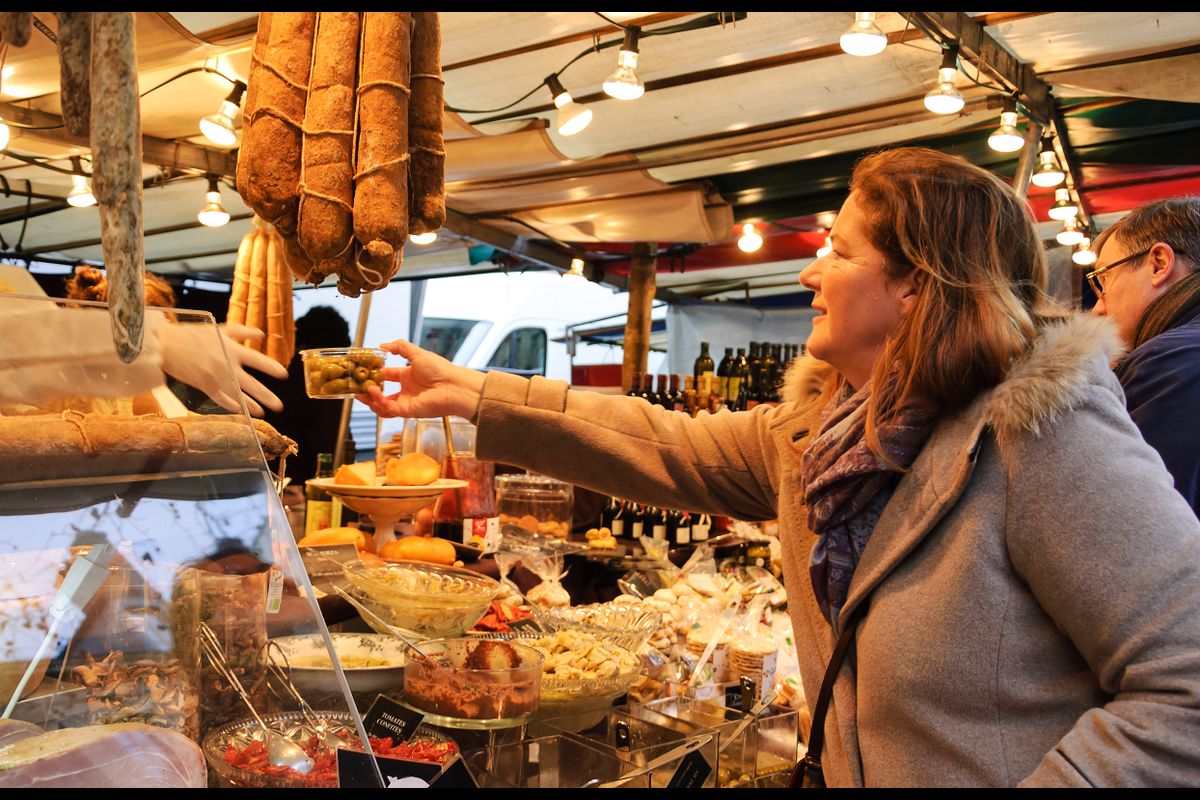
[1086,248,1152,297]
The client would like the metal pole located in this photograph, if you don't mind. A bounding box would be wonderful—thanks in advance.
[1012,118,1044,199]
[333,291,373,469]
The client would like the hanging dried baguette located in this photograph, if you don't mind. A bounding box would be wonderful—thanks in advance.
[55,13,92,138]
[298,12,360,283]
[226,226,257,328]
[347,12,411,298]
[408,12,445,235]
[264,228,290,366]
[243,224,270,353]
[89,12,144,364]
[0,12,32,47]
[236,12,315,239]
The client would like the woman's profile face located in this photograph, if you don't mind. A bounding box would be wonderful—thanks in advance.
[799,191,916,390]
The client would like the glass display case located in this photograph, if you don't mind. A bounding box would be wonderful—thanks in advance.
[0,295,383,788]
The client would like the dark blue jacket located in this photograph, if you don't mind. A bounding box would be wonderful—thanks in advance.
[1116,307,1200,516]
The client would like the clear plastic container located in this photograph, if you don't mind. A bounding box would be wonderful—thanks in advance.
[401,637,542,729]
[495,473,573,540]
[300,347,387,399]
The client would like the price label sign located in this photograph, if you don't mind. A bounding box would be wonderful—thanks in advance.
[667,750,712,788]
[429,755,478,788]
[364,694,426,743]
[336,749,442,788]
[299,543,359,578]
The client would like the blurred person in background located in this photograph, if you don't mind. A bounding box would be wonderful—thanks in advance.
[1090,197,1200,514]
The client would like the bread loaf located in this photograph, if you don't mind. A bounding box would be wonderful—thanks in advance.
[89,12,144,364]
[298,12,359,272]
[348,12,411,297]
[243,223,270,351]
[226,226,256,327]
[55,12,92,138]
[408,12,445,235]
[236,12,315,238]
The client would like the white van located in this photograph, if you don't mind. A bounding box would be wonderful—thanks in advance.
[292,271,667,456]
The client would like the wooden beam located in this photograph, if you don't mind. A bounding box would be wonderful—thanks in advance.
[622,242,656,393]
[0,101,238,178]
[192,16,258,44]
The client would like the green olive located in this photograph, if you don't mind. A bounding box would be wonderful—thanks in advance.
[353,367,371,383]
[371,369,384,383]
[323,378,350,395]
[347,380,362,394]
[366,355,385,369]
[360,380,378,393]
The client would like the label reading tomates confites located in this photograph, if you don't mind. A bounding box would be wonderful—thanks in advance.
[364,694,426,742]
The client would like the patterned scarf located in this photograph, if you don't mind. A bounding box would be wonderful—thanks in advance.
[802,381,936,627]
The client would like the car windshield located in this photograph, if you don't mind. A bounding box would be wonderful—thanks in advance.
[419,317,483,359]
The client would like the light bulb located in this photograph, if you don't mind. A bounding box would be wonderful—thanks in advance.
[0,118,9,151]
[1073,239,1097,266]
[408,231,438,245]
[988,110,1025,153]
[816,235,833,258]
[923,66,964,115]
[1031,148,1066,189]
[1056,218,1084,247]
[603,49,644,100]
[1048,187,1079,222]
[199,82,245,148]
[67,173,96,208]
[840,12,887,57]
[546,74,592,136]
[197,177,229,227]
[563,258,586,279]
[738,223,763,253]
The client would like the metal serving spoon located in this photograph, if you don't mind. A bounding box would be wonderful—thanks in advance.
[583,733,715,789]
[332,584,432,661]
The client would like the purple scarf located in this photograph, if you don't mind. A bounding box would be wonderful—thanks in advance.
[802,382,936,627]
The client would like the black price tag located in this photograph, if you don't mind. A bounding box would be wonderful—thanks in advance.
[724,683,744,712]
[666,750,712,789]
[507,616,540,632]
[429,755,479,788]
[740,676,756,713]
[614,720,632,750]
[300,543,359,578]
[364,694,426,743]
[337,749,442,788]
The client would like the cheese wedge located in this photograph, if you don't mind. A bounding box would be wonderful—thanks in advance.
[334,461,378,486]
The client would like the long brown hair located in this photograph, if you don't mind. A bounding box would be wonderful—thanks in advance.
[838,147,1065,459]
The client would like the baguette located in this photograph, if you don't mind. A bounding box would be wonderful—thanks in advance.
[348,12,411,296]
[237,12,315,238]
[89,12,144,364]
[243,224,270,352]
[226,227,256,327]
[298,12,359,272]
[0,12,32,47]
[55,12,92,138]
[264,228,289,365]
[408,12,445,235]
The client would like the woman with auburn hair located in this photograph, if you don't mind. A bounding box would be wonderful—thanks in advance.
[360,147,1200,787]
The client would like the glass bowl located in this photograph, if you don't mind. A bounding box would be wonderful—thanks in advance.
[203,710,455,788]
[342,560,499,638]
[301,348,387,399]
[401,637,543,729]
[531,602,662,653]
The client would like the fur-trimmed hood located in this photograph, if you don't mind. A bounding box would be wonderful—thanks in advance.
[780,313,1125,445]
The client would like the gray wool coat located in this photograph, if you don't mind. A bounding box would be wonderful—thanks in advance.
[474,313,1200,787]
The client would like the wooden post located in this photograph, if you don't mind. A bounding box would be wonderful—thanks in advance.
[622,242,657,393]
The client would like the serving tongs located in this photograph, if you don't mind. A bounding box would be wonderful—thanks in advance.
[198,623,315,775]
[582,732,716,789]
[331,584,432,662]
[263,640,344,751]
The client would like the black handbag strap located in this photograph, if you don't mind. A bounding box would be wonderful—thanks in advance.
[805,601,868,768]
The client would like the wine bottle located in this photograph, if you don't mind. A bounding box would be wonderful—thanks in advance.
[600,495,617,530]
[768,344,783,402]
[669,374,685,412]
[716,347,734,404]
[304,453,336,536]
[656,375,672,408]
[675,510,692,546]
[746,342,763,409]
[683,375,697,416]
[692,513,711,542]
[630,503,646,539]
[611,500,627,538]
[627,372,642,398]
[694,341,715,389]
[637,373,655,403]
[649,507,667,541]
[729,348,749,406]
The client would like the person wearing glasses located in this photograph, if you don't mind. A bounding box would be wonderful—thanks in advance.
[360,148,1200,787]
[1089,197,1200,514]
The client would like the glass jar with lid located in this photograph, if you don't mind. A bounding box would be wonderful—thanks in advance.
[494,473,573,540]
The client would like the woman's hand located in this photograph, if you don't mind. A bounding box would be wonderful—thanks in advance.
[357,338,485,420]
[159,322,287,417]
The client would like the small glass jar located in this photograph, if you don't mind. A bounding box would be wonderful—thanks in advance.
[495,473,573,540]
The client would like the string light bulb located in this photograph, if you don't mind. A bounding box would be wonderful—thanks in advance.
[816,235,833,258]
[197,175,230,227]
[546,74,592,136]
[602,26,644,101]
[1073,238,1097,266]
[987,98,1025,153]
[840,12,887,57]
[563,258,586,279]
[66,157,96,207]
[1031,138,1066,188]
[1056,217,1085,247]
[1048,187,1079,222]
[738,223,763,253]
[408,231,438,245]
[199,81,246,148]
[923,47,964,115]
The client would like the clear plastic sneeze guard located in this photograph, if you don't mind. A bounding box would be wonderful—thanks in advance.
[0,295,382,788]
